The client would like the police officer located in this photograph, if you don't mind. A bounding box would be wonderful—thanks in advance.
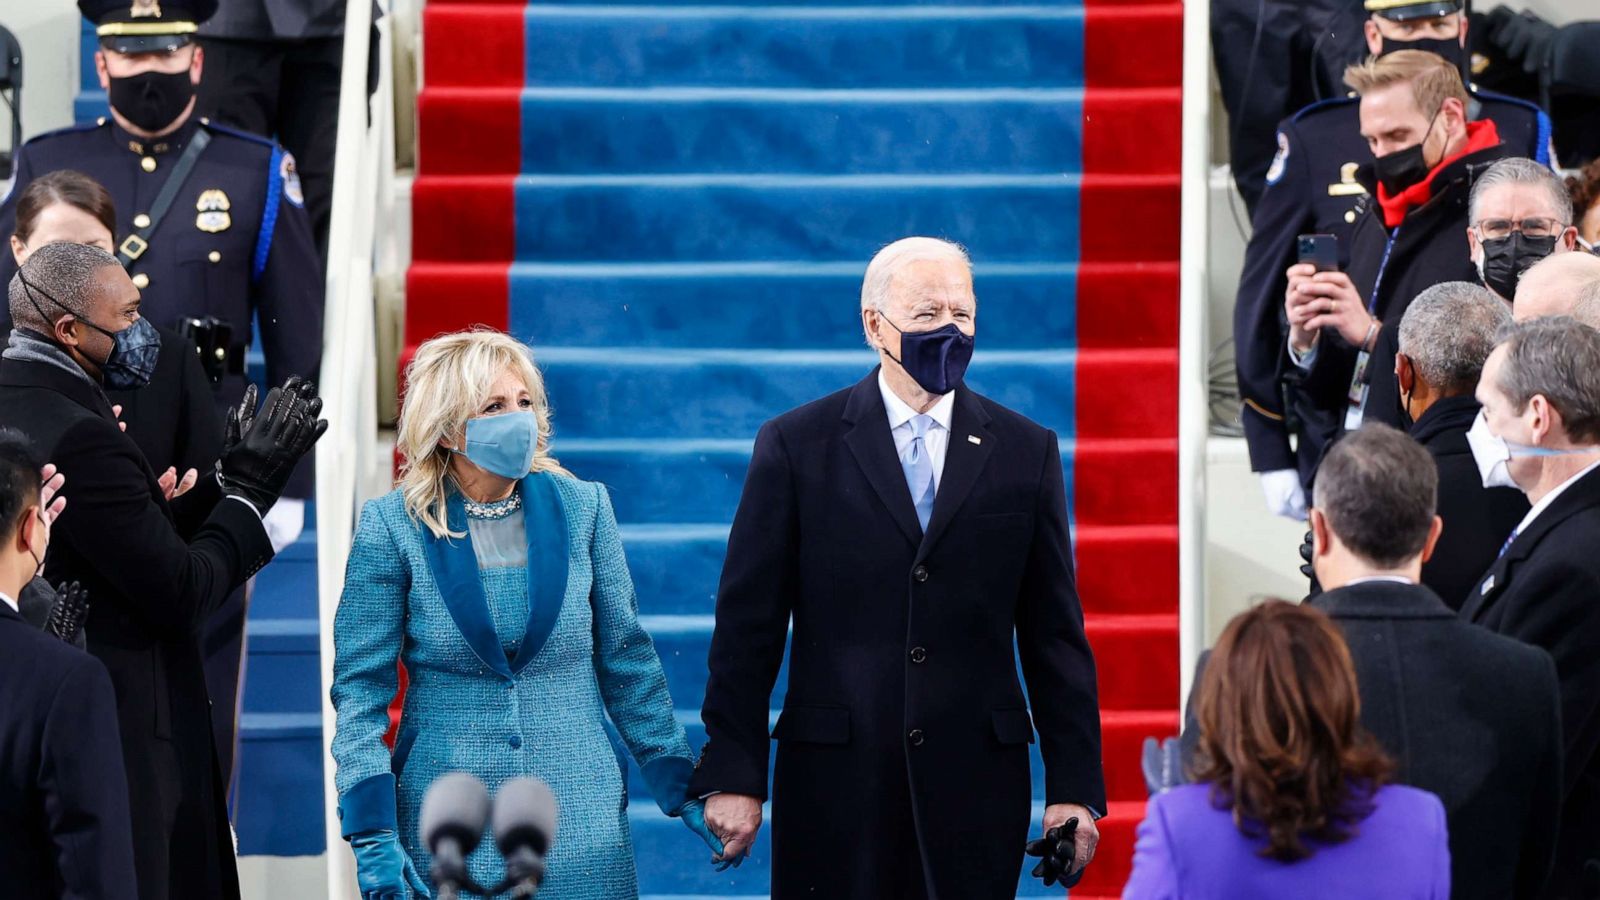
[0,0,325,796]
[1231,0,1551,519]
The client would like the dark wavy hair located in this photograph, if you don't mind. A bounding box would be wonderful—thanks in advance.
[1189,600,1394,862]
[1568,157,1600,230]
[12,169,118,244]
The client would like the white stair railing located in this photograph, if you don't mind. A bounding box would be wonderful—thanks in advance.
[316,0,394,895]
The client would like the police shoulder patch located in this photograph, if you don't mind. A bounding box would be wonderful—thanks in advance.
[280,153,305,208]
[1265,132,1290,185]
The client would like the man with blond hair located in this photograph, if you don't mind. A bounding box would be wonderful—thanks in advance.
[1283,49,1511,478]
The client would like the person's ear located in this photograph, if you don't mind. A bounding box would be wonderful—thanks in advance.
[1310,508,1333,560]
[1395,353,1414,394]
[1440,97,1467,135]
[1527,394,1556,445]
[1560,226,1579,251]
[190,44,204,85]
[1456,14,1470,48]
[53,315,82,348]
[9,235,26,267]
[862,308,882,351]
[95,51,111,92]
[1364,18,1383,55]
[1419,515,1444,564]
[1467,225,1482,259]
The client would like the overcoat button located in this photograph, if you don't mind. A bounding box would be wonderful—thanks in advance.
[912,565,929,583]
[908,729,925,746]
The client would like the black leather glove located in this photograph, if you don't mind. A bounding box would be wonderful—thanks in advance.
[1025,818,1084,889]
[217,377,328,513]
[1484,7,1557,75]
[44,581,90,646]
[1299,528,1314,578]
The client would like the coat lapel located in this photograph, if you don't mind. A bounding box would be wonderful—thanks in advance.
[1462,466,1600,622]
[421,491,514,680]
[842,371,924,549]
[917,387,994,561]
[508,472,569,674]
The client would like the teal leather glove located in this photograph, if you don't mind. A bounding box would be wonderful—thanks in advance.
[350,829,432,900]
[676,799,729,865]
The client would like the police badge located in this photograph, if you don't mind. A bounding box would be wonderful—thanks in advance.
[196,189,231,233]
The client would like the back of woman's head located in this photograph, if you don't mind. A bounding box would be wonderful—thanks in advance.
[1190,600,1393,862]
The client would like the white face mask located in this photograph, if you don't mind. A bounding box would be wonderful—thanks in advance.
[1466,409,1596,491]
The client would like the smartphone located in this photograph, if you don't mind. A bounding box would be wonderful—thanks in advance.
[1297,234,1340,272]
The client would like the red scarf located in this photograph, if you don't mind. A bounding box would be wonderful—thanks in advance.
[1376,119,1501,228]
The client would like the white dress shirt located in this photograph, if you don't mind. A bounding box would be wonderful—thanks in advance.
[879,371,955,490]
[0,590,16,614]
[1515,457,1600,536]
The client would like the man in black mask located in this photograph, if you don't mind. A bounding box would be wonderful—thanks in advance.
[0,241,326,900]
[1231,0,1551,519]
[0,0,327,794]
[1283,50,1510,476]
[1465,157,1580,305]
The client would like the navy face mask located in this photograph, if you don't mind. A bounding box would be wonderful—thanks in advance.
[879,317,975,396]
[19,272,161,390]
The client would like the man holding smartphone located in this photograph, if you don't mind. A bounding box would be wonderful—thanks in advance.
[1282,50,1509,485]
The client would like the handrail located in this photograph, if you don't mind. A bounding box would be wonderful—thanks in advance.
[316,0,392,895]
[1177,0,1213,710]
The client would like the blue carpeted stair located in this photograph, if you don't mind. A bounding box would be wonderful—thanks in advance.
[416,0,1116,895]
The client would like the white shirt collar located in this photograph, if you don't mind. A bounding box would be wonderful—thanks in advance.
[878,370,955,433]
[1344,575,1416,586]
[1517,458,1600,535]
[0,591,15,614]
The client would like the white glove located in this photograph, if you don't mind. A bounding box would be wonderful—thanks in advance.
[261,498,306,553]
[1259,469,1308,521]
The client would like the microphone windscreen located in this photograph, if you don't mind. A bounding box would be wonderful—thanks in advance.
[421,772,491,853]
[493,776,559,853]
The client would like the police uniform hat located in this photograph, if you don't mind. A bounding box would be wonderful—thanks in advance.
[1364,0,1463,23]
[80,0,218,54]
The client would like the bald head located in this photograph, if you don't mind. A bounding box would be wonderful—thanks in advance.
[1514,251,1600,321]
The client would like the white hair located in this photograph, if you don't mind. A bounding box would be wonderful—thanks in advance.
[859,237,972,314]
[1468,157,1572,226]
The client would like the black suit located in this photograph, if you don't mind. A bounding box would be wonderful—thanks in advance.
[1462,465,1600,898]
[0,600,137,898]
[0,356,274,900]
[1410,396,1530,610]
[1181,582,1563,899]
[690,370,1105,899]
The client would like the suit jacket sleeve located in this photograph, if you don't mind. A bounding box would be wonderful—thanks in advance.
[689,420,799,800]
[587,482,695,815]
[0,142,35,336]
[1516,650,1563,900]
[1234,116,1310,473]
[1121,792,1178,900]
[1016,432,1106,810]
[52,418,271,641]
[253,152,325,500]
[329,500,407,799]
[1497,558,1600,793]
[40,654,137,899]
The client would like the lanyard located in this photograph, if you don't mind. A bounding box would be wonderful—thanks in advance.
[1366,223,1402,315]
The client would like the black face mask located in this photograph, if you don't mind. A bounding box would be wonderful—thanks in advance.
[1479,232,1561,301]
[1379,35,1467,76]
[1373,109,1441,196]
[108,70,195,133]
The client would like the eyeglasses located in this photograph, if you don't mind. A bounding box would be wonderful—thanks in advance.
[1474,217,1568,240]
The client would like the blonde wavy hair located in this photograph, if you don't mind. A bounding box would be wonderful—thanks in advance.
[396,330,570,538]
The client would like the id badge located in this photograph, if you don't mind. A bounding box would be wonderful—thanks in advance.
[1344,349,1371,430]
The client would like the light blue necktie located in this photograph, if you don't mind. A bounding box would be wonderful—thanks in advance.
[901,414,937,531]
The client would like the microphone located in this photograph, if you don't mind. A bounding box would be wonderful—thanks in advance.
[420,772,491,899]
[492,777,560,897]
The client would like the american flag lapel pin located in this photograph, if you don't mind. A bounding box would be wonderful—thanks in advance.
[1481,575,1495,596]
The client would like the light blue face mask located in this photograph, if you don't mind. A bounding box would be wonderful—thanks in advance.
[457,411,538,480]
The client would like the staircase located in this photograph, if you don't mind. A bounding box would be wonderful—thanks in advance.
[413,0,1182,895]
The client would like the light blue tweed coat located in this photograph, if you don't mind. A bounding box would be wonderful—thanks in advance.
[330,472,694,899]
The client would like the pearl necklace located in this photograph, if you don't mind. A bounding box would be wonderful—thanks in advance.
[464,491,522,520]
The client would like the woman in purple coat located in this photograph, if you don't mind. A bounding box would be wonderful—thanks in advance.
[1124,600,1450,900]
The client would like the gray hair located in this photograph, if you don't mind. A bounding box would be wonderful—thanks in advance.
[1313,423,1438,569]
[1493,316,1600,443]
[859,236,971,313]
[1570,278,1600,329]
[1469,157,1573,226]
[1397,281,1510,394]
[7,241,121,334]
